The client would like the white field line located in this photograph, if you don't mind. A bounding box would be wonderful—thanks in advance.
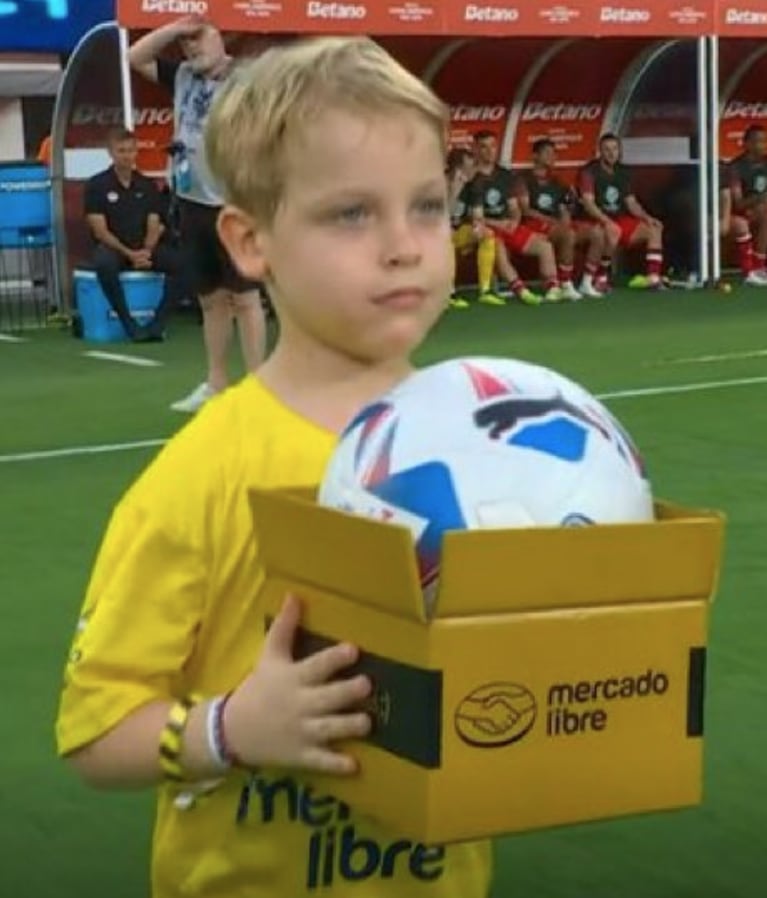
[2,373,767,464]
[597,375,767,401]
[0,439,165,464]
[652,348,767,366]
[84,351,162,367]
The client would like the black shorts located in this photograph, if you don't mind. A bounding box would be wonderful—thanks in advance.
[178,198,259,297]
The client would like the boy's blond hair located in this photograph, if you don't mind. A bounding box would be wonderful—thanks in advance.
[206,36,448,223]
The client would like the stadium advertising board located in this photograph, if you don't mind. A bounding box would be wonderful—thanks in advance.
[117,0,717,36]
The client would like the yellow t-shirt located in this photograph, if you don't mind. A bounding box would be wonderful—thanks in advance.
[56,376,493,898]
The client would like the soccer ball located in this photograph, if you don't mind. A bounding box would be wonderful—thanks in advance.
[319,357,653,598]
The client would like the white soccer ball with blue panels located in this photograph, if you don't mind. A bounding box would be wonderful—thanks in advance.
[319,357,653,595]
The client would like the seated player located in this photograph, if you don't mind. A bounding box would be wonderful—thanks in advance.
[719,159,766,285]
[447,147,540,307]
[470,130,563,303]
[515,138,605,299]
[577,133,664,291]
[728,125,767,285]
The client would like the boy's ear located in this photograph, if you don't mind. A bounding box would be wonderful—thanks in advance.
[217,205,269,281]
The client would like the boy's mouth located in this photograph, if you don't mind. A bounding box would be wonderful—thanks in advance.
[372,288,427,309]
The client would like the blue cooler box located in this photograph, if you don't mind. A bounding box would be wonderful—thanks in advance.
[0,161,52,247]
[74,269,165,342]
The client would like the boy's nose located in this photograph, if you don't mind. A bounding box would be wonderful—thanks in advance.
[381,219,421,268]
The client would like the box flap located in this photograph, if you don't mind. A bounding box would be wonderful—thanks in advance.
[250,488,427,621]
[435,504,724,617]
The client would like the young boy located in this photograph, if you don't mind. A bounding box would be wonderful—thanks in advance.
[55,36,493,898]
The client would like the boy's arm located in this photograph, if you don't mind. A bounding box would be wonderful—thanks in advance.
[67,595,371,787]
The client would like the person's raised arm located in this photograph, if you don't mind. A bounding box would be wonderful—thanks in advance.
[128,15,203,83]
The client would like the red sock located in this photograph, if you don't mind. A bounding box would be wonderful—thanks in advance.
[646,250,663,279]
[736,234,754,275]
[755,252,766,272]
[584,261,599,277]
[544,278,559,292]
[510,278,525,295]
[558,264,574,285]
[599,256,612,278]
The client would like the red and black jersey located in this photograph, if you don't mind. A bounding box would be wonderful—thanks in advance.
[515,168,571,218]
[578,160,633,217]
[729,153,767,200]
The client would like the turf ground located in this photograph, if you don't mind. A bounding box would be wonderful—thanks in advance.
[1,286,765,897]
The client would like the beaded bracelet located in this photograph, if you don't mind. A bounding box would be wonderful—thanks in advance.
[159,695,199,782]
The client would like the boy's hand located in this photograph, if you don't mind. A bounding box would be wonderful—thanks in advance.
[223,595,372,774]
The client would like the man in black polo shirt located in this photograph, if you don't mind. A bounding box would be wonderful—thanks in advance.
[84,127,180,341]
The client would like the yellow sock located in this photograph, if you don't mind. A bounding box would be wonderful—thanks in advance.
[477,237,495,293]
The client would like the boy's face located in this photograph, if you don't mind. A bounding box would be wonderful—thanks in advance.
[253,108,452,364]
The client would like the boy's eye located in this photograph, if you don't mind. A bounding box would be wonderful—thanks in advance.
[416,196,447,216]
[331,204,370,225]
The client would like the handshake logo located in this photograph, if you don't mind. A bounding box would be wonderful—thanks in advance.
[454,683,537,747]
[456,668,671,747]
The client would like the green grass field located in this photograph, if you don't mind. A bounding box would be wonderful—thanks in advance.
[2,287,766,897]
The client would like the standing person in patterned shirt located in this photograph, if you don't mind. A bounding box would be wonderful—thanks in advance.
[470,131,563,303]
[515,138,605,299]
[129,16,267,414]
[728,125,767,284]
[577,133,664,291]
[447,147,540,308]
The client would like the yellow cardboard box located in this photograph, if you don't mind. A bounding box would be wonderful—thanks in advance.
[250,488,724,844]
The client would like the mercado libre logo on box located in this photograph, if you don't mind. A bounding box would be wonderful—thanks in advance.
[454,652,705,749]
